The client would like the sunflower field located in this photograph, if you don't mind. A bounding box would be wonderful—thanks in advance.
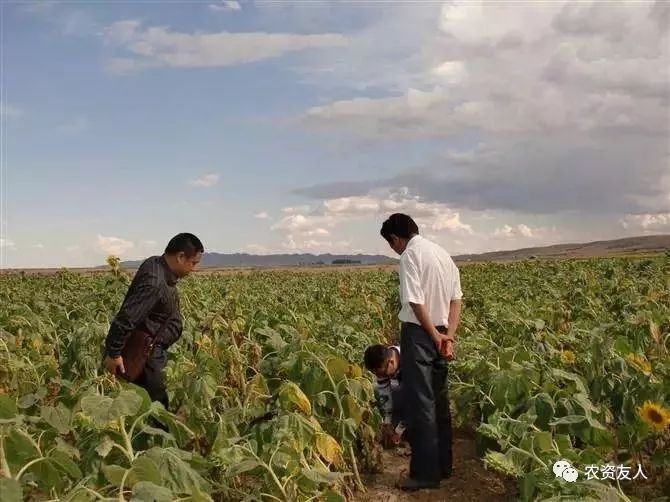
[0,254,668,501]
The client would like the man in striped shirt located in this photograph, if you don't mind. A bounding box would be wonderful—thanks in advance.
[103,233,203,410]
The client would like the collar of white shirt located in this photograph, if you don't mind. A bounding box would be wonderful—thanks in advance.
[405,234,421,252]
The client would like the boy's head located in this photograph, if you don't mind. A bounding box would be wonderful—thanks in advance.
[364,344,399,379]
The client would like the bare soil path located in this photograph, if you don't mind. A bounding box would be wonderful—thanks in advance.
[356,428,517,502]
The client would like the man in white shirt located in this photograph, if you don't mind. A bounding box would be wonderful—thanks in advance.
[380,213,463,491]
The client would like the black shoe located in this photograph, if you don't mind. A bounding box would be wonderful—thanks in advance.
[397,477,440,491]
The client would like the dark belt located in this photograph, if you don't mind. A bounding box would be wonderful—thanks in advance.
[404,321,448,333]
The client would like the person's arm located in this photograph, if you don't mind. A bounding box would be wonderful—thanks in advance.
[446,300,462,341]
[375,380,394,424]
[104,277,161,374]
[443,263,464,360]
[410,302,447,351]
[158,313,182,348]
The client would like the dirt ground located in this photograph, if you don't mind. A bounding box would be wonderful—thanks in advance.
[356,428,517,502]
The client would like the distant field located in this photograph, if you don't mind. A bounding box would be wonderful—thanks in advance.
[3,234,668,276]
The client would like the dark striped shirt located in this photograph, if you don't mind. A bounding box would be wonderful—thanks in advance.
[105,255,182,358]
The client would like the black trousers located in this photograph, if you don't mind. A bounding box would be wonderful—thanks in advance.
[400,322,453,482]
[137,345,169,410]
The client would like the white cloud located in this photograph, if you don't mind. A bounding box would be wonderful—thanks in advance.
[494,224,536,238]
[189,173,220,188]
[34,243,45,249]
[431,60,468,84]
[517,224,533,238]
[96,235,134,256]
[304,228,330,237]
[103,20,347,74]
[0,239,16,249]
[298,0,669,224]
[282,205,312,214]
[254,211,269,219]
[430,213,473,234]
[621,213,670,232]
[209,1,241,12]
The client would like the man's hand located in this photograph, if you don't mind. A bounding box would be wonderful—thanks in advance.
[380,423,400,448]
[431,331,450,353]
[104,355,125,376]
[442,339,456,361]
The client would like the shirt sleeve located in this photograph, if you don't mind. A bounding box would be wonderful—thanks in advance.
[105,275,161,357]
[399,253,424,304]
[451,264,463,300]
[158,309,183,347]
[374,379,394,424]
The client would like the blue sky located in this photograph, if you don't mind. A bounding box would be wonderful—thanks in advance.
[1,0,668,267]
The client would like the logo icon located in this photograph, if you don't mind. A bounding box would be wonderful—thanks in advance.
[553,459,579,482]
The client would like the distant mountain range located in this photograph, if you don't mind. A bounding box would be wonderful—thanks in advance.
[4,235,667,275]
[118,252,398,269]
[114,235,669,269]
[452,234,670,263]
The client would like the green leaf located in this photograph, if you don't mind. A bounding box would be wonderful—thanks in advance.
[551,369,588,395]
[226,459,262,476]
[554,434,573,454]
[81,390,143,427]
[181,490,214,502]
[144,447,212,494]
[278,381,312,415]
[141,425,175,442]
[31,458,64,491]
[613,336,633,354]
[17,393,39,409]
[130,456,162,486]
[530,393,555,430]
[95,436,115,458]
[80,395,115,426]
[323,491,345,502]
[0,394,18,419]
[131,481,173,502]
[326,357,350,382]
[343,394,362,426]
[102,464,128,487]
[55,437,80,460]
[50,449,82,479]
[533,431,553,453]
[520,472,537,502]
[301,468,349,484]
[41,403,72,434]
[114,390,143,417]
[549,415,587,426]
[0,478,22,502]
[5,428,39,467]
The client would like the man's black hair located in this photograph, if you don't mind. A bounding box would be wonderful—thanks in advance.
[364,344,389,372]
[165,233,204,257]
[380,213,419,244]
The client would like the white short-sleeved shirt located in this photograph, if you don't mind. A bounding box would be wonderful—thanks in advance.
[398,235,463,326]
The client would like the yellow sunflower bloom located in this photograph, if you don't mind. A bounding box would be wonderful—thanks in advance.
[560,350,576,365]
[625,354,652,375]
[638,401,670,432]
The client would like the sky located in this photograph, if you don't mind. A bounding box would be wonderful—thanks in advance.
[0,0,668,268]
